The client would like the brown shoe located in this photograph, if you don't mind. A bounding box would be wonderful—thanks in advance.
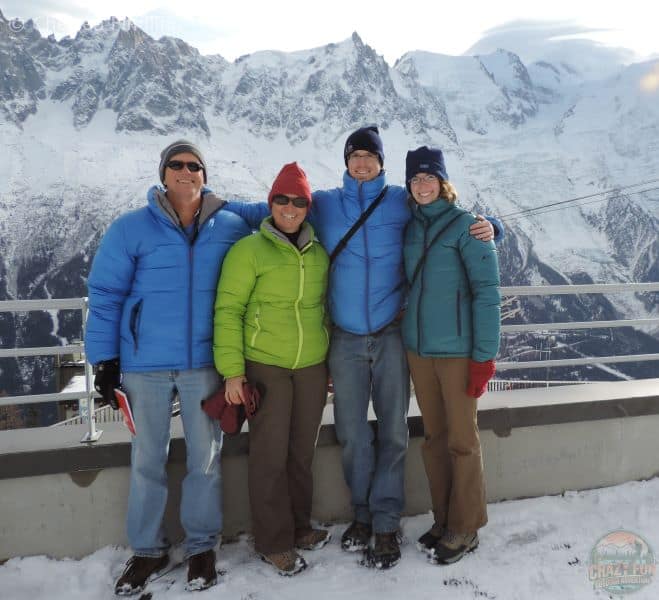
[114,554,169,596]
[186,549,217,591]
[295,527,331,550]
[260,549,308,576]
[430,530,479,565]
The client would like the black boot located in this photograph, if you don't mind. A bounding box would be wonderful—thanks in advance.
[186,549,217,591]
[363,532,401,570]
[416,523,445,554]
[114,554,169,596]
[340,521,372,552]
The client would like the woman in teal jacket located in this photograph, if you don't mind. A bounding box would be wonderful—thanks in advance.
[402,146,500,566]
[213,163,330,576]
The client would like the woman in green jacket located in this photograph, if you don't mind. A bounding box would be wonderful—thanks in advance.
[213,163,330,576]
[402,146,500,566]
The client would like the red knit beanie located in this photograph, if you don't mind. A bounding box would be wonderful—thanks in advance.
[268,162,312,206]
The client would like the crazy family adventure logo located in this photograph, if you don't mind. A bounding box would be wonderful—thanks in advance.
[588,530,656,595]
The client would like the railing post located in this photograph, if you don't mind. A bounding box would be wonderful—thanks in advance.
[80,298,102,443]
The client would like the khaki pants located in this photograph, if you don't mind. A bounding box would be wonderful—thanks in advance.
[407,352,487,534]
[245,360,327,555]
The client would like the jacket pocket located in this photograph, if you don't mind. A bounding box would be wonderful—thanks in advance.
[456,290,462,337]
[250,305,261,347]
[129,299,143,352]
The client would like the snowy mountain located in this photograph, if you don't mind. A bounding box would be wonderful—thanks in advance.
[0,11,657,401]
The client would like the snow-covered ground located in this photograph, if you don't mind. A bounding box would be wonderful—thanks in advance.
[2,478,658,599]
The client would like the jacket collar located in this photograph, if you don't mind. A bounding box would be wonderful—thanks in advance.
[261,217,315,252]
[147,185,226,227]
[413,197,454,222]
[341,169,387,203]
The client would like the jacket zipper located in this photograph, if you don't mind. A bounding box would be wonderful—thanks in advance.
[416,221,428,353]
[360,184,372,334]
[292,249,305,369]
[187,244,194,369]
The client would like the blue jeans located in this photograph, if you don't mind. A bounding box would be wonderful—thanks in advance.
[329,322,410,533]
[121,367,223,558]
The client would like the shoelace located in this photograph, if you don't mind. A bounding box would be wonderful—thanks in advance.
[442,530,459,546]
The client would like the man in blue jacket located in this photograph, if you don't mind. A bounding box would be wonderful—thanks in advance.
[85,141,251,595]
[225,126,498,569]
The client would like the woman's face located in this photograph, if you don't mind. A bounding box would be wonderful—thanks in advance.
[410,173,440,205]
[271,193,309,233]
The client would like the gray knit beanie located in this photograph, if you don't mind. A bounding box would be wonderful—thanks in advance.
[159,140,207,183]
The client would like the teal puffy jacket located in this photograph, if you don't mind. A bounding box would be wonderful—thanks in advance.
[402,198,500,361]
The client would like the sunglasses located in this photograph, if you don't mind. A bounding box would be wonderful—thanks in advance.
[166,160,204,173]
[271,195,309,208]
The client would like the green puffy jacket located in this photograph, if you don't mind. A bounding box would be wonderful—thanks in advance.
[213,217,329,377]
[402,198,500,362]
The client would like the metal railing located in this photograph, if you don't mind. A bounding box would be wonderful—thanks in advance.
[0,282,658,441]
[497,282,659,371]
[0,298,101,442]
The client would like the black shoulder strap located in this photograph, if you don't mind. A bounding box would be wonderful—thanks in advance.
[330,186,389,264]
[408,213,463,288]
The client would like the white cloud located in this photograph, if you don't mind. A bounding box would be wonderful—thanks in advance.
[3,0,656,64]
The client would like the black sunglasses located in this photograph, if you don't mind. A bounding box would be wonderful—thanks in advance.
[166,160,204,173]
[272,195,309,208]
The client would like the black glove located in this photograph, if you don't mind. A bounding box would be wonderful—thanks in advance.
[94,358,121,409]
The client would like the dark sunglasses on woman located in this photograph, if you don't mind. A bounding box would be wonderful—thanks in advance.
[166,160,205,173]
[271,195,309,208]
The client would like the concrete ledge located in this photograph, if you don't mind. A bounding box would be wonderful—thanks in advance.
[1,379,658,559]
[2,379,657,480]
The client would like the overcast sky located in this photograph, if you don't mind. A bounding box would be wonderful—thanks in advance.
[2,0,656,64]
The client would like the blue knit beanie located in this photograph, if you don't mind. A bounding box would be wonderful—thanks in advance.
[344,126,384,166]
[405,146,448,193]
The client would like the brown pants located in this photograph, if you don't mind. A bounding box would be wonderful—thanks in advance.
[407,352,487,534]
[245,360,327,555]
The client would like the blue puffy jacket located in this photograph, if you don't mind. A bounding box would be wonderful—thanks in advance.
[85,186,251,371]
[402,199,500,361]
[311,171,410,334]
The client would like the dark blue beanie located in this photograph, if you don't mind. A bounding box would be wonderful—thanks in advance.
[405,146,448,193]
[344,126,384,166]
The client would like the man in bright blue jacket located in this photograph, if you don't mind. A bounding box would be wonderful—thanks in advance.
[224,126,499,569]
[85,141,251,595]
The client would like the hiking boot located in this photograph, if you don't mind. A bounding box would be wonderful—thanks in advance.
[186,549,217,592]
[340,521,372,552]
[363,531,401,570]
[295,527,332,550]
[416,523,445,555]
[114,554,169,596]
[261,549,308,576]
[430,530,479,565]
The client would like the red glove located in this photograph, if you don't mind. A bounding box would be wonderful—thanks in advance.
[467,359,495,398]
[201,382,261,435]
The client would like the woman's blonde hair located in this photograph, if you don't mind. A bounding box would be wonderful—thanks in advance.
[439,179,458,203]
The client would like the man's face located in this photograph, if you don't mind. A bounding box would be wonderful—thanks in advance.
[163,152,205,196]
[347,150,381,182]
